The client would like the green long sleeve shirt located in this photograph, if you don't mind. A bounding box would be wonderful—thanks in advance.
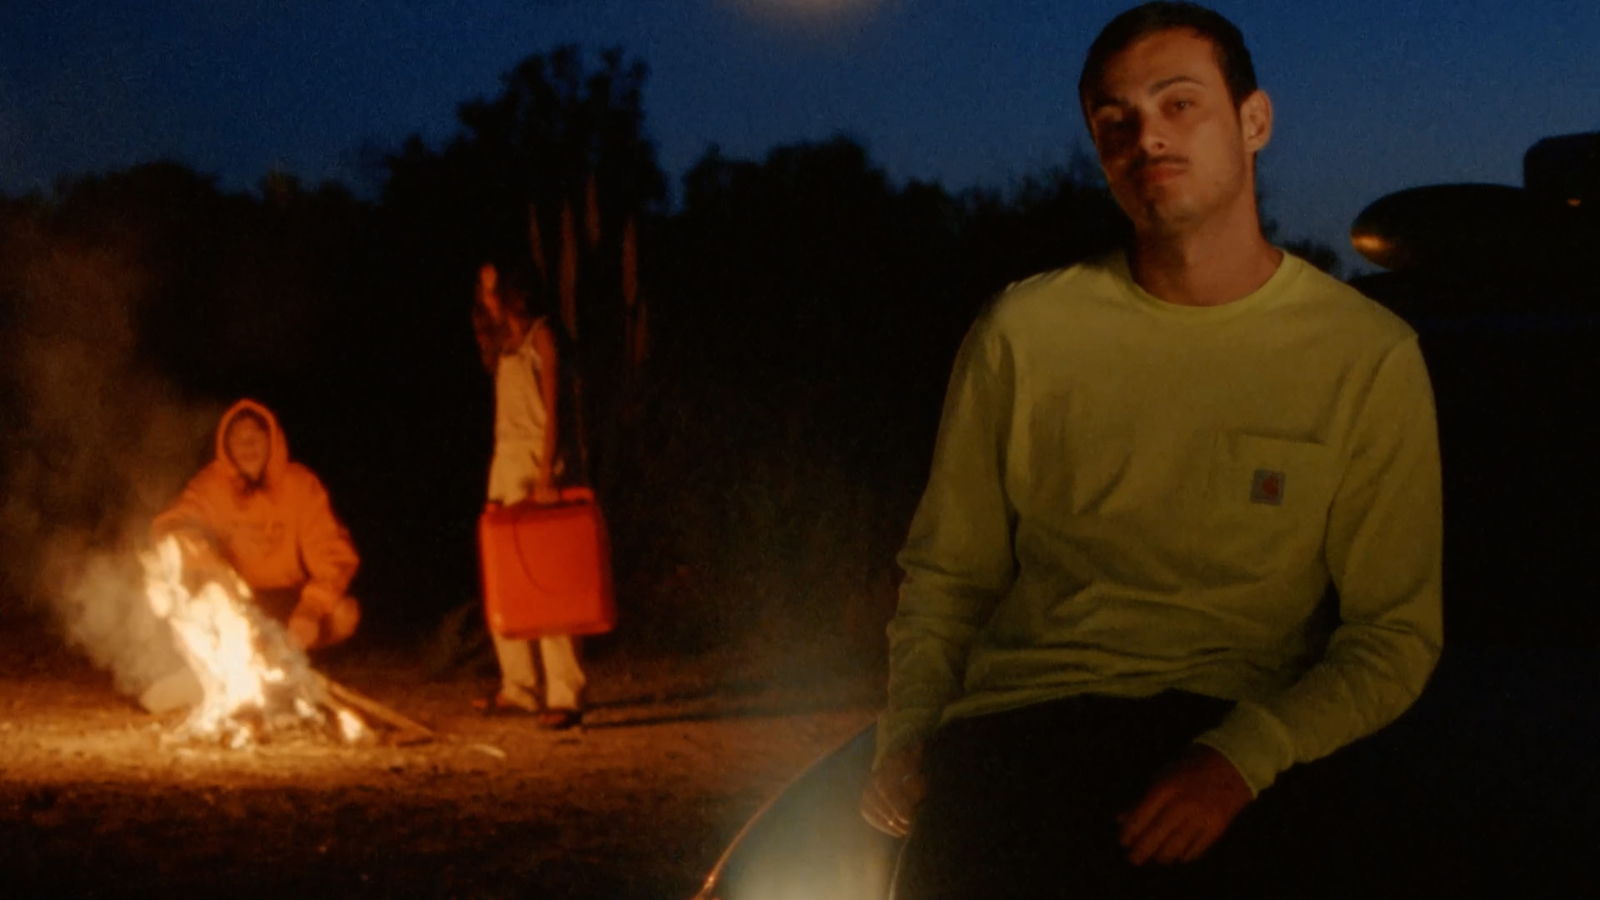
[879,251,1444,794]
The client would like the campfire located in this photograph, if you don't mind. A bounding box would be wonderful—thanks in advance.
[141,534,431,747]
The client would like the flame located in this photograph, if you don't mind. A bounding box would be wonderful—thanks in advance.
[336,708,366,743]
[141,534,367,745]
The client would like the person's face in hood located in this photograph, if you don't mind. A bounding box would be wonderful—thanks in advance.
[225,416,271,482]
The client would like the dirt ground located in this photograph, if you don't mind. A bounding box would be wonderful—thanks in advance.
[9,616,1597,900]
[0,631,882,900]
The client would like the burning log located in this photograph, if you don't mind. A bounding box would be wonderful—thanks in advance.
[315,673,435,745]
[140,534,431,747]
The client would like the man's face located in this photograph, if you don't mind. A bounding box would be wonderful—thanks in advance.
[1084,28,1270,237]
[225,418,270,481]
[478,264,505,325]
[476,264,528,354]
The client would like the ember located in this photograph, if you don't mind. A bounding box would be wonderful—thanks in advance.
[141,534,368,747]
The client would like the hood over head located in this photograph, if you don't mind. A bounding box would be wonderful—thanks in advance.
[213,398,290,489]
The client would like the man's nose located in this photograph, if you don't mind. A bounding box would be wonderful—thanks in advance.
[1136,118,1170,156]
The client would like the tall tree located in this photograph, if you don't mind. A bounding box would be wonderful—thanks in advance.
[380,45,667,490]
[382,45,664,295]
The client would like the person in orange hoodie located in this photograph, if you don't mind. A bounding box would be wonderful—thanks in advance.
[151,398,361,651]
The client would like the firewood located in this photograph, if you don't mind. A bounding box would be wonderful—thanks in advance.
[314,673,435,745]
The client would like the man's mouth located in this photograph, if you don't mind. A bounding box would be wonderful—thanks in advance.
[1133,158,1187,185]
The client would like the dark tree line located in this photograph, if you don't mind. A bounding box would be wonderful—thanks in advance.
[0,46,1344,656]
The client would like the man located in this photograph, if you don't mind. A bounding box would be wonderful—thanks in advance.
[861,3,1442,896]
[141,398,361,713]
[472,260,588,730]
[153,399,361,651]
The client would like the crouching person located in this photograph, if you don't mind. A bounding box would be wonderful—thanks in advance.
[145,399,360,710]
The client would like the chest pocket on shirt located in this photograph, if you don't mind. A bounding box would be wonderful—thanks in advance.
[1202,433,1337,577]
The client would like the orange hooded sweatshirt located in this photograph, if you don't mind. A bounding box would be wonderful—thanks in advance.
[152,399,359,617]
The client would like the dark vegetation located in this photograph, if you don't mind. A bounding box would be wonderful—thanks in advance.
[0,45,1387,669]
[2,42,1595,900]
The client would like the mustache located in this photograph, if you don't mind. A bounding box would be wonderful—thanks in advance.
[1130,154,1189,174]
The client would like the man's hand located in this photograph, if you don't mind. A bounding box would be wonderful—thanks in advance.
[516,471,562,506]
[286,612,320,651]
[860,740,926,837]
[1117,743,1252,865]
[287,587,339,651]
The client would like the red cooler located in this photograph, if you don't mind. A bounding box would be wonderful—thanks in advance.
[478,488,617,639]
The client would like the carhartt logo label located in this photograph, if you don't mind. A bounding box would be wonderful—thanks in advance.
[1251,469,1285,506]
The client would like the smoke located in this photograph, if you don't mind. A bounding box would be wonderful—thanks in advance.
[0,218,219,695]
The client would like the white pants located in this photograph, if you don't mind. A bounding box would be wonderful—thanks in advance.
[486,442,587,711]
[491,633,586,711]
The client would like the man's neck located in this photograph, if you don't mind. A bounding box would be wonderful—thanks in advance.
[500,316,534,356]
[1128,204,1283,308]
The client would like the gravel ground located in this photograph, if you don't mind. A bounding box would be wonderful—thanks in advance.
[0,633,880,900]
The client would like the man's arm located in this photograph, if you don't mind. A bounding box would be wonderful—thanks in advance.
[864,318,1018,832]
[1196,336,1445,792]
[151,470,222,544]
[293,472,360,626]
[1121,336,1443,863]
[532,320,561,503]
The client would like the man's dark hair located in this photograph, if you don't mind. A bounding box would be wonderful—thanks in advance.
[1078,2,1258,111]
[487,255,550,323]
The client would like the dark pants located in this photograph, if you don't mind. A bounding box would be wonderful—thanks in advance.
[895,692,1373,900]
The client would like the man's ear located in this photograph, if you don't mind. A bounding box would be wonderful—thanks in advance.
[1240,89,1273,154]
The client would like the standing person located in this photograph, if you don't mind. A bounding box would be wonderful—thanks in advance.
[473,260,587,730]
[152,399,361,650]
[861,3,1443,896]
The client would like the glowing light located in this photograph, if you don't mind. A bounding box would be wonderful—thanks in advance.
[141,535,367,745]
[744,0,875,12]
[1568,198,1582,207]
[729,0,883,25]
[1350,232,1392,260]
[336,709,366,743]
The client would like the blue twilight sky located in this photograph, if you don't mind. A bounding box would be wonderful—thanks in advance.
[2,0,1597,271]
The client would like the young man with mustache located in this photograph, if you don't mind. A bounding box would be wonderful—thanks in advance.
[862,4,1443,896]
